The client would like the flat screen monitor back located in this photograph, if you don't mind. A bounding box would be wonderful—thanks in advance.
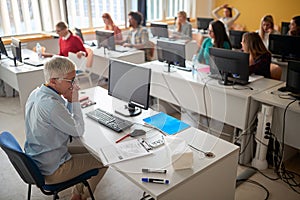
[229,30,247,50]
[95,30,115,50]
[75,27,85,43]
[11,37,22,62]
[286,60,300,94]
[281,22,290,35]
[0,37,8,57]
[108,59,151,116]
[150,22,169,38]
[209,47,249,85]
[197,17,214,30]
[157,39,186,68]
[268,34,300,61]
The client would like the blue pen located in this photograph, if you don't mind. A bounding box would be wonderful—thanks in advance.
[142,178,169,184]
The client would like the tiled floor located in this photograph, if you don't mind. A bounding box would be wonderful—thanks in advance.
[0,76,300,199]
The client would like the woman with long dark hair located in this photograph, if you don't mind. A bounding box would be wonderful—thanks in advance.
[196,20,232,65]
[242,32,271,78]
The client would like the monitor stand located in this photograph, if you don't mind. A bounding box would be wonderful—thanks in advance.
[115,104,141,117]
[163,62,177,73]
[218,72,234,86]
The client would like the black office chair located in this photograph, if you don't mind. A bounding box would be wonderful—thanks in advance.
[0,131,99,200]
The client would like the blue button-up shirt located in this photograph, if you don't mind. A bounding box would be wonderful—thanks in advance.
[24,85,84,175]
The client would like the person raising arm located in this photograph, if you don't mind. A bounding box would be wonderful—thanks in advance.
[212,4,240,33]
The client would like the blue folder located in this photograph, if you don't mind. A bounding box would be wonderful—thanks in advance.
[143,112,191,135]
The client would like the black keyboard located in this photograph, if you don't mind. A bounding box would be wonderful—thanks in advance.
[175,65,192,72]
[86,108,133,132]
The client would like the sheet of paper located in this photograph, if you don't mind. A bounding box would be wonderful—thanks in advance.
[99,139,152,165]
[68,52,87,70]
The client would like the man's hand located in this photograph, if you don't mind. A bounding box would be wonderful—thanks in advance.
[63,83,80,102]
[76,51,85,59]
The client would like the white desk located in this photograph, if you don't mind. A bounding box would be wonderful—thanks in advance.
[0,49,46,109]
[142,61,282,131]
[251,83,300,149]
[91,47,145,78]
[80,86,239,200]
[140,61,282,164]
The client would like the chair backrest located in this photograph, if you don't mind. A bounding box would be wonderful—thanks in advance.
[0,131,45,187]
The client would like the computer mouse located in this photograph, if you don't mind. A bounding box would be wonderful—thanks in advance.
[130,129,146,137]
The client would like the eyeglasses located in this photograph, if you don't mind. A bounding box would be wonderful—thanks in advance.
[55,77,78,85]
[56,28,66,34]
[208,29,214,33]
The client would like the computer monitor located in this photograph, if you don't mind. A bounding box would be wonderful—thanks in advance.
[229,30,247,50]
[108,59,151,117]
[11,37,22,62]
[74,27,85,43]
[0,37,8,59]
[95,30,115,51]
[281,22,290,35]
[156,39,186,72]
[197,17,214,32]
[268,34,300,61]
[281,60,300,97]
[209,47,249,85]
[150,22,169,38]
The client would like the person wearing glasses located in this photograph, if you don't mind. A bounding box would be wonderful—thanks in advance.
[121,11,154,61]
[24,56,107,200]
[43,21,88,58]
[196,20,232,65]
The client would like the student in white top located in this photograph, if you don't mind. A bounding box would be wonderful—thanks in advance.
[212,4,240,34]
[257,15,280,49]
[172,11,192,40]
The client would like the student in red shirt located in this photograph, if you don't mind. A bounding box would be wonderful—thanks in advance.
[43,22,88,58]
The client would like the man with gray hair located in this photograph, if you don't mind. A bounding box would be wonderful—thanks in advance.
[24,56,107,200]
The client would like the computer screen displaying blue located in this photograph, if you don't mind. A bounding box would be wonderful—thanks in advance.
[268,34,300,61]
[95,30,115,50]
[150,22,169,38]
[108,59,151,117]
[157,39,186,68]
[229,30,247,50]
[197,17,214,31]
[209,47,249,85]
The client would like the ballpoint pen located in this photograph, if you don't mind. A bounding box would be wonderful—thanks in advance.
[141,178,169,184]
[142,168,167,174]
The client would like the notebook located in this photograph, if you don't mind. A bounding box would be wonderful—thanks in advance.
[143,112,191,135]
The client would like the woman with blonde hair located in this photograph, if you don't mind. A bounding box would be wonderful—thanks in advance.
[241,32,271,78]
[173,11,192,40]
[258,15,279,48]
[102,13,122,43]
